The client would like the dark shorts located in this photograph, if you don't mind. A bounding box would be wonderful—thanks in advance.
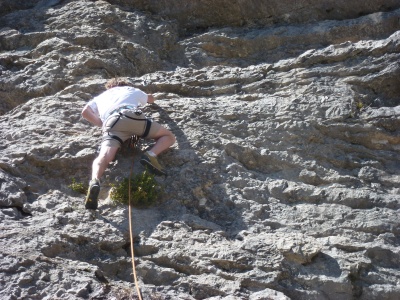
[102,109,161,148]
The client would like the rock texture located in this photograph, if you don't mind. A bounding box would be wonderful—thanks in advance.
[1,0,400,299]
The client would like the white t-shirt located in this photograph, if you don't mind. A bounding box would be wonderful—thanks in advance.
[87,86,148,121]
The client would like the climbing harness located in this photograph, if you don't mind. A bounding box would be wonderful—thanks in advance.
[103,106,152,145]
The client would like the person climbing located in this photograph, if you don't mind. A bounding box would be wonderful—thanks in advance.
[81,78,176,210]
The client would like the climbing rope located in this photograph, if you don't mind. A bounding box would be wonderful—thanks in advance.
[128,158,142,300]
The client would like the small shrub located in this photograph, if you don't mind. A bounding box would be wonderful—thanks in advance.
[68,178,88,194]
[110,170,161,207]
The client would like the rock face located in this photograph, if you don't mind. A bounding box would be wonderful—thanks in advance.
[1,0,400,299]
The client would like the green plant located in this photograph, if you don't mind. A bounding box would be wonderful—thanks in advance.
[68,178,88,194]
[110,170,161,207]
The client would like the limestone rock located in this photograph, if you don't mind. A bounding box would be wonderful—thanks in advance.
[0,1,399,299]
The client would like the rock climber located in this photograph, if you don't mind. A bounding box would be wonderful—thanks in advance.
[81,78,176,209]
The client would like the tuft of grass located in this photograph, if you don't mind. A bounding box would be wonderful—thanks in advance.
[68,178,88,194]
[110,170,161,207]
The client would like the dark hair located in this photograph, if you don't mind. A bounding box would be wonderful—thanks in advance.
[105,78,130,89]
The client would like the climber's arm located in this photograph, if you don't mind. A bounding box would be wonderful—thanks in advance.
[82,104,102,127]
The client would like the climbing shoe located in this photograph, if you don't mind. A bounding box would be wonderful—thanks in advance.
[140,152,166,176]
[85,179,100,209]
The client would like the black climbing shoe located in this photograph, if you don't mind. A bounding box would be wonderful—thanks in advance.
[85,179,100,209]
[140,152,166,176]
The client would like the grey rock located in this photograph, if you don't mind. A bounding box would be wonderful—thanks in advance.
[0,1,399,300]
